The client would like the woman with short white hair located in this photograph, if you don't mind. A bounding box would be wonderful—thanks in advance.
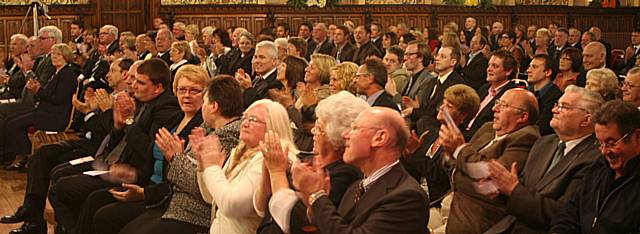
[586,68,620,101]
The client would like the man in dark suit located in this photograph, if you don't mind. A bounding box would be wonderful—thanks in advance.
[370,23,384,52]
[69,21,84,44]
[330,25,355,63]
[462,35,489,91]
[1,59,136,234]
[352,25,383,65]
[48,59,181,234]
[81,25,119,91]
[548,28,570,75]
[291,107,429,234]
[154,29,173,67]
[621,28,640,74]
[354,59,399,111]
[577,42,607,87]
[485,86,603,234]
[568,28,582,49]
[465,50,518,140]
[526,54,562,136]
[411,46,465,134]
[307,23,334,58]
[441,88,541,234]
[238,40,283,108]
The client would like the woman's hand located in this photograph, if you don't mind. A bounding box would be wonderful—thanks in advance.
[193,133,226,170]
[259,130,289,174]
[155,127,185,162]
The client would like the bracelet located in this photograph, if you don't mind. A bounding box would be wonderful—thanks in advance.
[308,190,327,207]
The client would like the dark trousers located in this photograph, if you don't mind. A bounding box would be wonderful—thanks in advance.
[5,111,34,155]
[21,139,94,223]
[119,206,209,234]
[0,94,34,159]
[91,198,147,234]
[48,174,117,234]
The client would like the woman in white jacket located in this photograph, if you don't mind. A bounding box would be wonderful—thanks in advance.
[194,99,298,234]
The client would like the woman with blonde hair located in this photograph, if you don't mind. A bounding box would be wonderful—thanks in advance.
[534,28,551,57]
[329,61,358,94]
[295,53,335,110]
[586,68,620,101]
[196,99,298,234]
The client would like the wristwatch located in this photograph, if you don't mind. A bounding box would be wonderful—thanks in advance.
[308,190,327,206]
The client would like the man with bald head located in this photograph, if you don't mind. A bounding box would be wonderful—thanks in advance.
[577,42,607,87]
[291,107,429,234]
[441,88,541,233]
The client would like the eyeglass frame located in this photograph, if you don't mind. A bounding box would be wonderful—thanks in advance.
[553,102,590,113]
[596,130,635,151]
[348,122,383,134]
[240,115,266,125]
[176,87,203,95]
[622,81,640,89]
[493,99,527,112]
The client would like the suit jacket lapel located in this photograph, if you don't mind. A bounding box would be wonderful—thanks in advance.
[536,134,596,189]
[530,136,560,184]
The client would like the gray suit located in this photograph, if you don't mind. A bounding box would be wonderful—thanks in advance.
[484,134,600,234]
[393,68,434,106]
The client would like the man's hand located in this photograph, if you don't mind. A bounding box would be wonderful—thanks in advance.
[385,76,398,96]
[109,183,144,202]
[235,68,252,90]
[107,163,138,184]
[95,89,114,112]
[402,95,420,109]
[487,160,519,196]
[25,79,41,93]
[72,95,92,114]
[113,92,136,129]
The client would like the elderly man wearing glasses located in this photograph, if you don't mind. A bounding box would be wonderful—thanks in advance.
[551,100,640,233]
[483,85,603,233]
[440,88,541,233]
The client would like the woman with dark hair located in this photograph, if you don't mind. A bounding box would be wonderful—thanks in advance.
[398,33,417,50]
[275,55,308,93]
[212,28,233,72]
[554,47,583,91]
[382,32,398,52]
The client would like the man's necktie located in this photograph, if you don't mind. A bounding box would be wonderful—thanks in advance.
[354,182,365,203]
[545,141,566,175]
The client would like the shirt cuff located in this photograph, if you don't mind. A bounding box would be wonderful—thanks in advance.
[84,112,96,122]
[269,189,298,233]
[452,143,468,160]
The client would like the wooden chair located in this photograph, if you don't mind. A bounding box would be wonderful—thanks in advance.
[29,88,81,154]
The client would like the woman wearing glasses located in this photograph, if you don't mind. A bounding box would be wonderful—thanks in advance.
[76,65,209,234]
[195,99,298,234]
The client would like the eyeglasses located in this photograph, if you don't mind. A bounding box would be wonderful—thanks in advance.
[622,81,640,88]
[553,102,589,113]
[354,72,370,78]
[597,131,634,151]
[240,115,266,125]
[38,36,52,40]
[176,87,203,95]
[494,99,526,112]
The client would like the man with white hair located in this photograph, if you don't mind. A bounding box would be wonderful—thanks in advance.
[308,22,334,57]
[81,25,119,90]
[236,40,283,107]
[172,21,186,41]
[1,34,28,99]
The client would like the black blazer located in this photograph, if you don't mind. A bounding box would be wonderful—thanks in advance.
[312,39,335,56]
[107,40,120,56]
[108,90,181,186]
[33,64,79,131]
[243,70,283,108]
[1,66,27,99]
[464,81,517,140]
[311,164,429,234]
[331,42,356,63]
[401,127,452,207]
[157,51,173,67]
[226,48,254,77]
[34,54,56,85]
[533,83,562,136]
[414,71,466,134]
[305,38,317,61]
[461,52,489,91]
[372,91,400,112]
[353,41,383,65]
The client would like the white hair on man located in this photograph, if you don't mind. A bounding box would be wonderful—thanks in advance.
[256,40,278,60]
[101,24,119,39]
[39,26,62,43]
